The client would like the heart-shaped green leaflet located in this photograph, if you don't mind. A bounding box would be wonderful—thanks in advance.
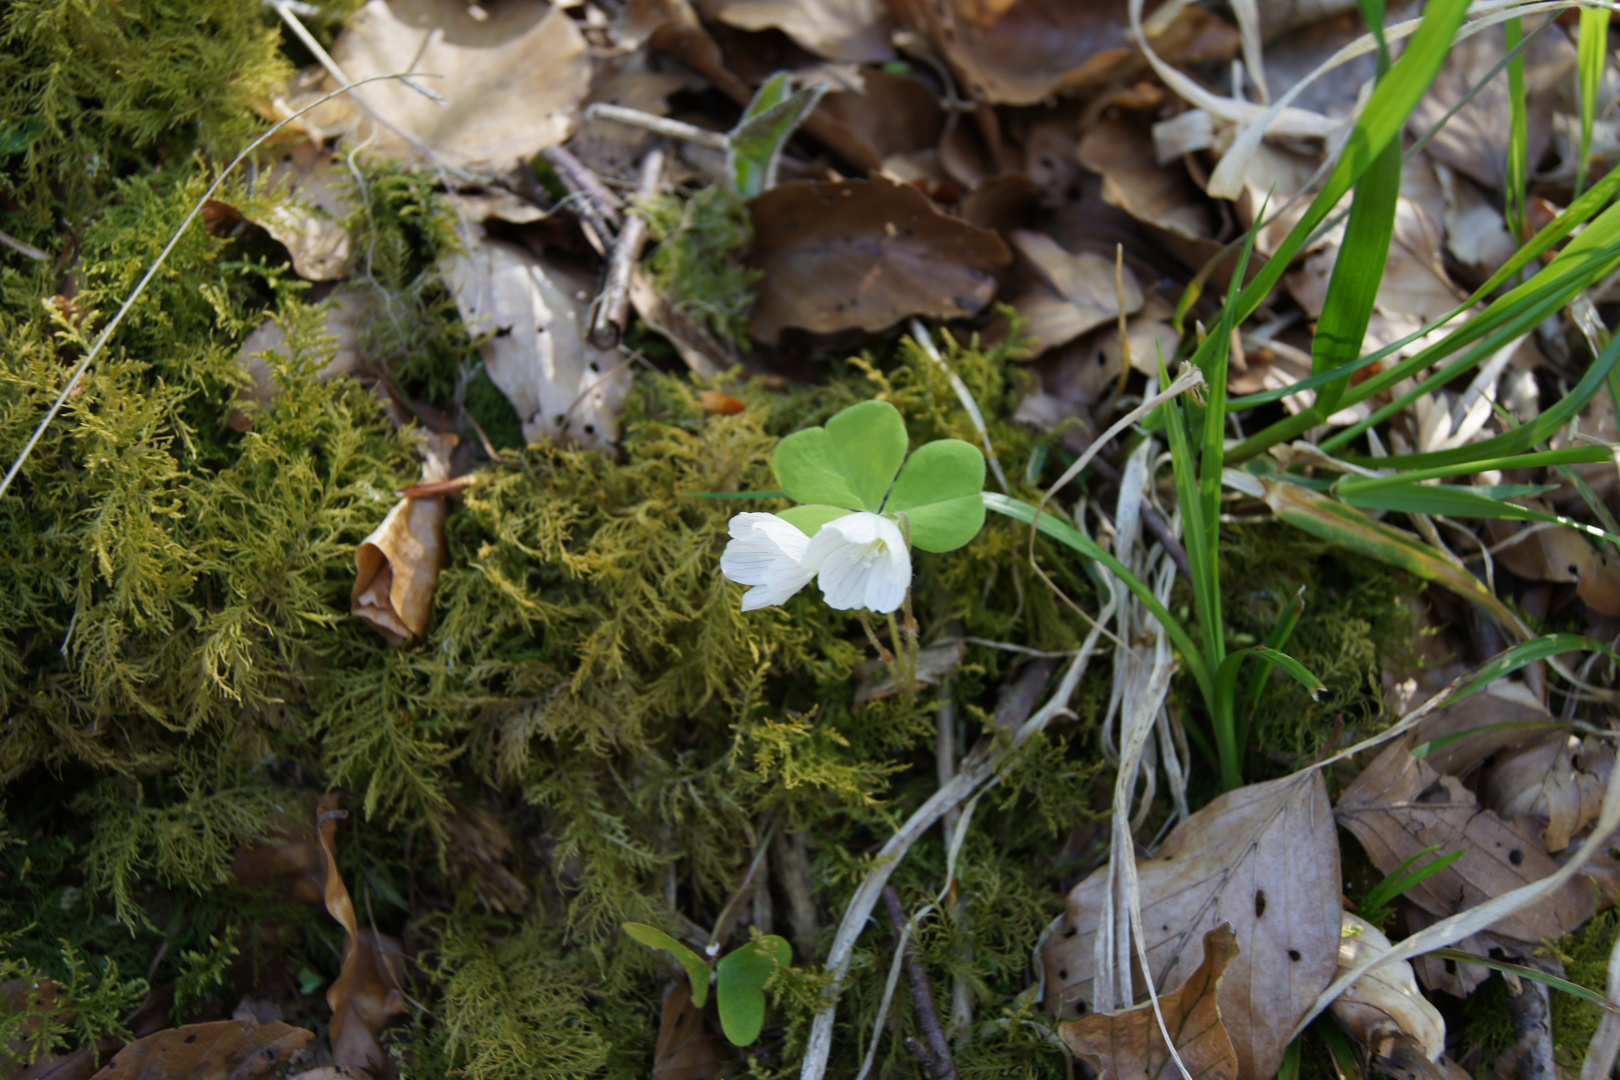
[715,935,792,1045]
[622,923,712,1007]
[772,400,908,512]
[884,438,986,552]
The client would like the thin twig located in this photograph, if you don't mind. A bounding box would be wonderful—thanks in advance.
[590,146,664,349]
[540,144,623,245]
[882,888,959,1080]
[585,103,731,151]
[0,229,48,261]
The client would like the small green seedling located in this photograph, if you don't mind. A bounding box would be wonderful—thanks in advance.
[622,923,792,1046]
[727,72,828,198]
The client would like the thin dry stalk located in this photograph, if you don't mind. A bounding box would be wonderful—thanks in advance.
[540,144,620,253]
[590,146,664,348]
[882,887,959,1080]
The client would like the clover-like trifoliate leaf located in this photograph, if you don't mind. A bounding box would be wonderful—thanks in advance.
[715,934,792,1045]
[772,400,906,512]
[622,923,712,1007]
[883,438,986,552]
[775,503,851,537]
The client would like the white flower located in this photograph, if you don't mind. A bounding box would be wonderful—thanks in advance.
[720,512,817,611]
[803,511,911,614]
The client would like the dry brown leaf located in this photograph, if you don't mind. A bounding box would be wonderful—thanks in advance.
[1008,230,1142,356]
[884,0,1237,106]
[1058,924,1241,1080]
[91,1021,314,1080]
[315,796,409,1077]
[441,237,626,450]
[1481,734,1615,854]
[1484,515,1620,617]
[815,70,944,169]
[572,59,692,179]
[1078,117,1213,244]
[703,0,894,62]
[1406,679,1551,779]
[1330,912,1447,1063]
[256,151,356,281]
[652,981,726,1080]
[1042,772,1341,1080]
[352,437,453,643]
[745,177,1010,344]
[628,268,730,380]
[1407,22,1575,193]
[330,0,590,171]
[1336,735,1597,943]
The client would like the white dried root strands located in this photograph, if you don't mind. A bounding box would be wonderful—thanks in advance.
[1330,912,1451,1071]
[352,434,457,643]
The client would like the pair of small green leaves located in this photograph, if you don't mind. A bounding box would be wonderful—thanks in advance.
[772,400,987,550]
[728,72,827,199]
[622,923,791,1046]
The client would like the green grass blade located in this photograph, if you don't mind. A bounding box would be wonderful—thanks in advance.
[983,492,1210,700]
[1357,844,1465,922]
[1445,634,1620,702]
[1238,586,1306,752]
[1505,16,1529,238]
[1336,483,1620,547]
[1411,720,1570,760]
[1328,446,1612,489]
[1309,134,1401,419]
[1160,363,1221,670]
[1431,948,1618,1011]
[1577,7,1611,198]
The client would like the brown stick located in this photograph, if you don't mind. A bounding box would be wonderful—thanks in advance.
[881,887,959,1080]
[540,144,621,253]
[590,145,664,349]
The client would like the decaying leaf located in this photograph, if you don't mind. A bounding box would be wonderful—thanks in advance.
[1008,230,1142,356]
[652,981,726,1080]
[92,1021,314,1080]
[256,151,355,281]
[1330,912,1447,1064]
[1480,732,1615,854]
[352,436,454,644]
[1059,924,1241,1080]
[330,0,590,170]
[884,0,1238,106]
[815,70,945,171]
[314,797,409,1077]
[1336,735,1598,944]
[1042,772,1341,1080]
[703,0,894,62]
[441,238,626,449]
[746,177,1010,344]
[1483,515,1620,617]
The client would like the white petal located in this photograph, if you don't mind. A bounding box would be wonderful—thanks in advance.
[720,512,815,609]
[805,512,911,613]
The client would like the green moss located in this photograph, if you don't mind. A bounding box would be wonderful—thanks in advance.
[639,187,761,347]
[1551,907,1619,1068]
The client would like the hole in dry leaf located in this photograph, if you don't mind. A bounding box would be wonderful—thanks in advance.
[584,424,596,435]
[1509,848,1525,866]
[1254,890,1267,918]
[1058,968,1069,980]
[185,1035,198,1045]
[1063,926,1077,938]
[1445,958,1459,975]
[1288,949,1301,962]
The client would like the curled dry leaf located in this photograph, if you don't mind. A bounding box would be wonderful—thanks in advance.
[746,177,1010,344]
[314,796,409,1077]
[1330,912,1447,1064]
[1008,230,1142,356]
[441,238,626,450]
[1336,735,1597,944]
[815,69,945,171]
[702,0,894,62]
[352,437,454,643]
[652,981,726,1080]
[330,0,590,170]
[1480,733,1615,854]
[884,0,1238,106]
[1042,771,1341,1080]
[91,1021,314,1080]
[256,151,356,282]
[1058,924,1241,1080]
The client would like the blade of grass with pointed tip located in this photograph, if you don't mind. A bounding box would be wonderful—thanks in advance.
[623,923,712,1006]
[1446,634,1620,703]
[1330,446,1613,490]
[1213,644,1325,789]
[1357,845,1465,923]
[1411,720,1572,760]
[1239,586,1307,752]
[1336,483,1620,548]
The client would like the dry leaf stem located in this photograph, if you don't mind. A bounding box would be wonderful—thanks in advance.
[589,145,664,348]
[882,887,959,1080]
